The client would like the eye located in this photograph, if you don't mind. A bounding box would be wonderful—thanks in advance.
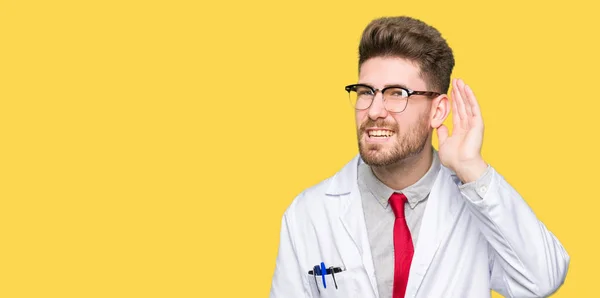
[356,87,374,96]
[387,88,408,98]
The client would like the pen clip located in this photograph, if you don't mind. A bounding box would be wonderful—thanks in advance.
[320,262,327,289]
[328,266,338,289]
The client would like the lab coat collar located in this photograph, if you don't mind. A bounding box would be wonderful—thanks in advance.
[405,166,464,297]
[326,154,380,297]
[325,154,363,196]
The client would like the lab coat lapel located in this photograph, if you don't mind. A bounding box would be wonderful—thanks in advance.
[405,166,465,297]
[326,154,379,298]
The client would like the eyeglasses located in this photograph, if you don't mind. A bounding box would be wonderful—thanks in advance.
[344,84,441,113]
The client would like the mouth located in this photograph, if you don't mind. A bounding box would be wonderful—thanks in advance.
[365,129,395,142]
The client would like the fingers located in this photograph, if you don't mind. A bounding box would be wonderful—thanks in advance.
[452,78,484,129]
[457,79,474,118]
[451,86,460,128]
[464,84,482,122]
[452,79,468,129]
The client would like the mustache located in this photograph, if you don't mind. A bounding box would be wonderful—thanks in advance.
[359,119,397,133]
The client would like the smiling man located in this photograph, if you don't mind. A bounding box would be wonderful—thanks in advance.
[270,16,569,298]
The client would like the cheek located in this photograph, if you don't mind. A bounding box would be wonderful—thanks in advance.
[355,111,368,127]
[390,114,411,128]
[394,108,430,128]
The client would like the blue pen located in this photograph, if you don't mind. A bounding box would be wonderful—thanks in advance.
[320,262,327,288]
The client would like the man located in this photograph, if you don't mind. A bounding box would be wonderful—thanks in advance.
[270,16,569,298]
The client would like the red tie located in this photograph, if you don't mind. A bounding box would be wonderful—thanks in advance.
[389,192,414,298]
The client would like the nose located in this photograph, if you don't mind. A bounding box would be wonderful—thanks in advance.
[367,91,388,120]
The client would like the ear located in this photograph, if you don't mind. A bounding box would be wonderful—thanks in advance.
[430,94,450,129]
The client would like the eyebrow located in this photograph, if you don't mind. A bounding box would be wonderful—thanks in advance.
[357,83,410,90]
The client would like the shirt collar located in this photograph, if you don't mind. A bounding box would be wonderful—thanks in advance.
[358,147,441,209]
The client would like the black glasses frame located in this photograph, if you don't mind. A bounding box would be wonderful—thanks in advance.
[344,83,441,113]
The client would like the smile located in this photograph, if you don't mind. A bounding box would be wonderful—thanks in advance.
[367,129,395,138]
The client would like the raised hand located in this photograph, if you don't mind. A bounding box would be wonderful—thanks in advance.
[436,78,488,183]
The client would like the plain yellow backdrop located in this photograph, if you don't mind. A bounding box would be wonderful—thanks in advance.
[1,0,598,297]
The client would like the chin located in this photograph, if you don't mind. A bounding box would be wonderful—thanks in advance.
[359,145,398,167]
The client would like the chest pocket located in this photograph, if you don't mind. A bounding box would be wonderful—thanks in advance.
[306,268,359,298]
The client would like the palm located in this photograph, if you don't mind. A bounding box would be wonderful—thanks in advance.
[437,79,484,172]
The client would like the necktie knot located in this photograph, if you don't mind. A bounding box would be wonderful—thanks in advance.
[389,192,408,219]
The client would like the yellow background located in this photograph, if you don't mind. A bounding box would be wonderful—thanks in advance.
[1,0,597,297]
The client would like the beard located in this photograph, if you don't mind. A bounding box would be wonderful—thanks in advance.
[357,116,430,167]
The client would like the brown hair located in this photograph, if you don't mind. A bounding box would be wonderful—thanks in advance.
[359,16,454,94]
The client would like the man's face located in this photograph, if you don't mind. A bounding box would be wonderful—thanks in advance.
[356,57,433,167]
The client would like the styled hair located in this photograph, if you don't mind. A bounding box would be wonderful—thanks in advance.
[359,16,455,94]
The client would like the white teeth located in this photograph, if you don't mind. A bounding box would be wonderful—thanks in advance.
[368,130,394,137]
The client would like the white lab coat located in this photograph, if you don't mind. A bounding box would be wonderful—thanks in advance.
[270,155,569,298]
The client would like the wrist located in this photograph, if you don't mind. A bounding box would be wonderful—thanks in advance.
[455,158,488,184]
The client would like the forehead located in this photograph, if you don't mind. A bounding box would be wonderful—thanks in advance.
[358,57,426,90]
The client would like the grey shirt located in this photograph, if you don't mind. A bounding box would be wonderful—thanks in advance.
[358,148,492,298]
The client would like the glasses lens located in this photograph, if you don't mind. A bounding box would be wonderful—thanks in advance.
[383,87,408,112]
[349,85,374,110]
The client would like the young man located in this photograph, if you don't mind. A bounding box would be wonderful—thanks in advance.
[270,16,569,298]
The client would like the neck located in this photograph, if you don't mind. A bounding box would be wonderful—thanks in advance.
[370,146,434,190]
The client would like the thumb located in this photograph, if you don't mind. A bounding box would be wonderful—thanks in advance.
[437,124,449,146]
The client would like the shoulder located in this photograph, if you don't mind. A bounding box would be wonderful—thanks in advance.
[283,154,361,219]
